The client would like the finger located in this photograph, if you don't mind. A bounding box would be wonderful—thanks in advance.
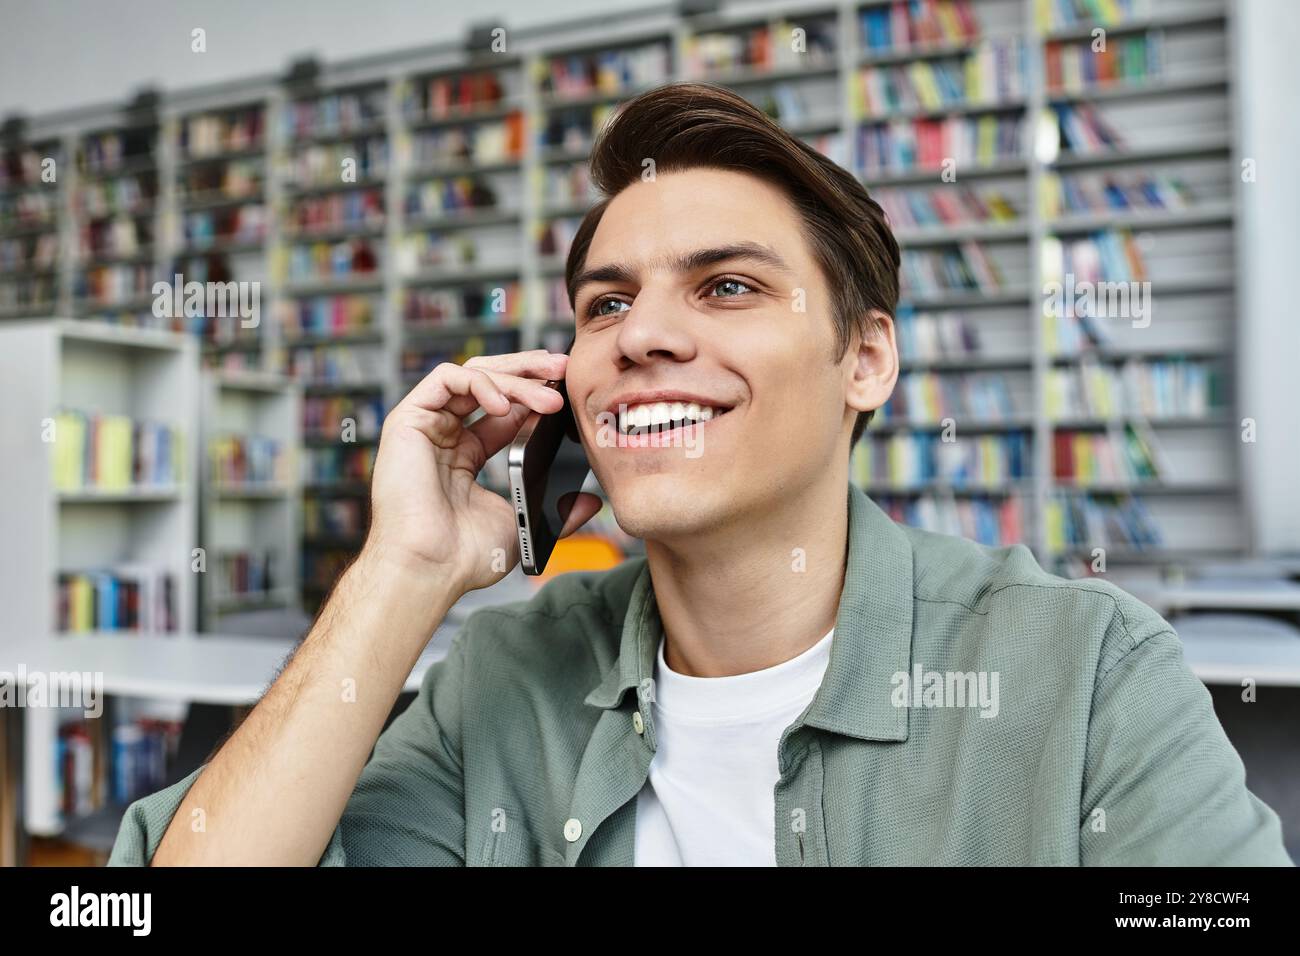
[446,368,566,420]
[465,349,569,379]
[466,401,536,461]
[441,367,512,419]
[401,363,505,416]
[557,491,604,538]
[382,368,511,450]
[401,363,564,419]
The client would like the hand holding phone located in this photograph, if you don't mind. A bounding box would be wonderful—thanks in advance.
[508,372,595,575]
[364,348,598,597]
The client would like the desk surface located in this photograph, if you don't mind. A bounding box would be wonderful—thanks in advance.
[0,630,454,704]
[5,622,1300,699]
[0,568,540,704]
[5,569,1300,698]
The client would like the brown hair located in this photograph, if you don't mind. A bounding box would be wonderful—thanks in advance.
[564,81,900,445]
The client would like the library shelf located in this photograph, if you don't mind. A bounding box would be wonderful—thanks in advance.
[1042,10,1227,44]
[1046,201,1235,234]
[0,0,1250,657]
[868,417,1036,434]
[1050,137,1232,170]
[1045,70,1231,105]
[894,222,1031,244]
[862,159,1030,187]
[0,319,199,837]
[199,369,301,631]
[57,486,183,504]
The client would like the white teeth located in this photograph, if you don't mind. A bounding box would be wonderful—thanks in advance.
[616,401,726,434]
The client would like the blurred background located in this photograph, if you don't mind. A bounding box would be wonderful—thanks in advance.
[0,0,1296,865]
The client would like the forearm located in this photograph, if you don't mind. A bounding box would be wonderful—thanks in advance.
[152,551,458,866]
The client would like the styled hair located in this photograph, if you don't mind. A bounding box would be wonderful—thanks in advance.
[564,81,900,445]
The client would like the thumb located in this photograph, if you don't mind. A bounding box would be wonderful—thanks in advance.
[557,491,604,538]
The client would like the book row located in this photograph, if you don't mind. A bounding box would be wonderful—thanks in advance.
[854,38,1028,116]
[55,567,178,633]
[1045,360,1223,420]
[877,370,1018,423]
[853,430,1033,486]
[209,434,288,486]
[215,549,280,597]
[52,411,185,491]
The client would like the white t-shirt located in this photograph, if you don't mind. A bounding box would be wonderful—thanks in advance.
[632,627,835,866]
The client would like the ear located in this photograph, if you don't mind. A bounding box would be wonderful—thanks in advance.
[844,311,899,417]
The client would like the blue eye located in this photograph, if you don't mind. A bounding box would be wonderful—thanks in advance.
[709,278,753,297]
[590,297,630,318]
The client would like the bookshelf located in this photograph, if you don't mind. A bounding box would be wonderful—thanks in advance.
[0,133,65,320]
[275,75,392,607]
[0,0,1249,594]
[199,370,301,629]
[1035,0,1241,576]
[397,56,529,466]
[0,319,199,836]
[853,0,1035,552]
[72,108,166,329]
[844,0,1242,581]
[173,99,271,353]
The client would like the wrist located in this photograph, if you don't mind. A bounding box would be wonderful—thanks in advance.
[349,543,463,623]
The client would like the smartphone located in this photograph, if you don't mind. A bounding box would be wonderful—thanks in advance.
[507,343,591,575]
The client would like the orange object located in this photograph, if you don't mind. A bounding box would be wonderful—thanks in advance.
[537,534,626,580]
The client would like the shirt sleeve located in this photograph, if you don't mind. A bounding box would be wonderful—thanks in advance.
[107,629,469,867]
[1079,629,1293,866]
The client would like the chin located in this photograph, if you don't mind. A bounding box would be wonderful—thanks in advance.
[603,473,729,541]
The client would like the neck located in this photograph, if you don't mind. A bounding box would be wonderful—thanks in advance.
[643,472,850,678]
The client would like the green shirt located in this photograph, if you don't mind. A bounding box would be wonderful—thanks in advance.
[108,484,1291,866]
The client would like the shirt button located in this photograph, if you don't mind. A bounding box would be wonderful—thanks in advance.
[632,710,645,734]
[563,818,582,842]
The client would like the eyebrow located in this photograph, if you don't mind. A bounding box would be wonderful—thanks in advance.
[569,241,794,301]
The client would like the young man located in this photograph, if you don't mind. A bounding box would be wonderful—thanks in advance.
[111,83,1289,866]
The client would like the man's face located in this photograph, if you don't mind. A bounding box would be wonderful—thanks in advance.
[566,166,891,540]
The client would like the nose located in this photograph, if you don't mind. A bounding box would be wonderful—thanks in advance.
[612,282,698,370]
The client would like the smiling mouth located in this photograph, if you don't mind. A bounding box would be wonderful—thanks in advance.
[615,401,733,437]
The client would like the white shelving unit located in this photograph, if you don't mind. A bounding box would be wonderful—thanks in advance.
[199,369,301,630]
[0,318,199,835]
[0,0,1251,594]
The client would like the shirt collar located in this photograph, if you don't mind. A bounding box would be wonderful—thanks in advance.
[584,483,914,742]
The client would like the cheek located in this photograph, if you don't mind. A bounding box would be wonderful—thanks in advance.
[565,355,597,409]
[745,341,841,440]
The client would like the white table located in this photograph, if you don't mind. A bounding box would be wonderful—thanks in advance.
[0,631,448,705]
[1171,617,1300,687]
[0,626,458,865]
[0,567,545,864]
